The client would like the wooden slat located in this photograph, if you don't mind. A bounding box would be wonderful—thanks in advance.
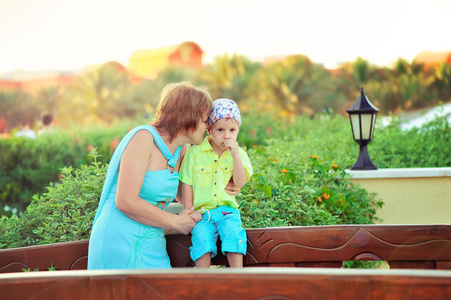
[1,268,451,300]
[1,225,451,273]
[0,240,88,273]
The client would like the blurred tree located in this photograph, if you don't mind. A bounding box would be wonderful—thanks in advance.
[197,53,260,102]
[247,55,332,117]
[0,89,39,129]
[433,61,451,102]
[393,58,436,109]
[333,57,375,103]
[60,62,137,125]
[35,85,62,120]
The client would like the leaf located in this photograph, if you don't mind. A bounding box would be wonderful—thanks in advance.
[284,171,297,183]
[255,184,272,198]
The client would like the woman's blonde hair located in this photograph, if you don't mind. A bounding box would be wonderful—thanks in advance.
[153,82,212,142]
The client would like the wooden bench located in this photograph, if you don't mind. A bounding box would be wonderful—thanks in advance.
[2,268,451,299]
[1,224,451,299]
[1,224,451,272]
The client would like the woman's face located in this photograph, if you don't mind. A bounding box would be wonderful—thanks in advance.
[186,111,209,145]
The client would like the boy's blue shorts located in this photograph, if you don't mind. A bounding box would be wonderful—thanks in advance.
[190,205,247,262]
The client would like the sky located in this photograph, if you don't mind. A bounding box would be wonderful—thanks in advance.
[0,0,450,74]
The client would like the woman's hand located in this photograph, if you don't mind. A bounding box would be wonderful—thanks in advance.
[225,180,241,196]
[176,207,197,235]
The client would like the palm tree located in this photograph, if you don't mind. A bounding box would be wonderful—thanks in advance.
[198,53,260,101]
[64,62,134,125]
[247,55,332,117]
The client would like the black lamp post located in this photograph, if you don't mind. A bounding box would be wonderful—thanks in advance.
[346,87,379,170]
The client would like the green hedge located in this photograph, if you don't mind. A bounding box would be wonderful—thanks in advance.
[0,119,141,216]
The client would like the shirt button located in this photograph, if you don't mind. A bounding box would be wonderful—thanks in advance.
[214,182,216,185]
[214,194,216,197]
[225,167,228,170]
[214,160,217,162]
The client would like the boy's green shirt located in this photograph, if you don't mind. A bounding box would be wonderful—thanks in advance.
[179,136,253,211]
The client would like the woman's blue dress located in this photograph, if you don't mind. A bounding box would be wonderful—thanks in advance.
[87,125,181,269]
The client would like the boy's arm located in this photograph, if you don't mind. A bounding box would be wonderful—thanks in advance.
[231,151,247,188]
[182,182,194,210]
[224,140,247,188]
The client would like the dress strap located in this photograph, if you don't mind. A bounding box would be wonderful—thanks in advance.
[146,126,181,168]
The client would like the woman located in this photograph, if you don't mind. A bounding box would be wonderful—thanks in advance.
[88,82,233,269]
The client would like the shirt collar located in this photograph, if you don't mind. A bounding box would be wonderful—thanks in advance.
[200,136,213,152]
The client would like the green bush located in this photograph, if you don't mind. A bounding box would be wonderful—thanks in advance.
[0,141,382,249]
[0,131,87,215]
[0,119,140,216]
[239,139,382,228]
[0,150,106,248]
[372,115,451,168]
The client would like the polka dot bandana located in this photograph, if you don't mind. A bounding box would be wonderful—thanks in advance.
[208,98,241,127]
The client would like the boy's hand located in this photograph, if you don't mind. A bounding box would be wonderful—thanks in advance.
[223,140,239,156]
[225,179,241,196]
[189,210,203,222]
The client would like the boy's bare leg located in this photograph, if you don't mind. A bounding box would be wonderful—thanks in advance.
[195,252,211,268]
[227,252,243,268]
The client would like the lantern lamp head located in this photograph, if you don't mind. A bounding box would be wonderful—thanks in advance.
[346,87,379,170]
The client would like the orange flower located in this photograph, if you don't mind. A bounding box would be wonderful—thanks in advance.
[317,197,322,202]
[268,156,274,160]
[339,199,343,203]
[332,163,338,170]
[265,126,272,136]
[110,138,120,152]
[57,173,62,180]
[313,155,319,159]
[281,169,287,173]
[87,144,94,153]
[323,193,330,200]
[249,129,256,137]
[252,144,258,148]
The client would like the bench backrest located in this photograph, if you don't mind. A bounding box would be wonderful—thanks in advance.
[1,224,451,273]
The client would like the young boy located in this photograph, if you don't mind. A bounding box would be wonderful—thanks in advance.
[179,98,253,268]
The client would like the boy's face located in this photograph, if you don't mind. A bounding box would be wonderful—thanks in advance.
[208,118,239,151]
